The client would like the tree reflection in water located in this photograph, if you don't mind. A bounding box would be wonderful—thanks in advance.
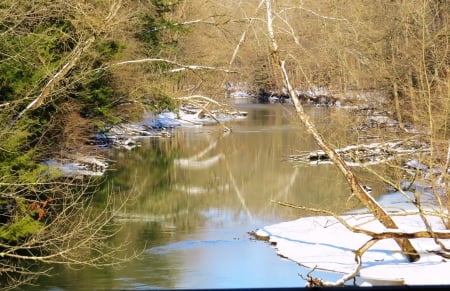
[34,104,361,289]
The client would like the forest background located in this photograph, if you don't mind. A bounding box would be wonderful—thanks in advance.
[0,0,448,289]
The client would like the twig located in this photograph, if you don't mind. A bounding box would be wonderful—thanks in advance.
[302,251,363,287]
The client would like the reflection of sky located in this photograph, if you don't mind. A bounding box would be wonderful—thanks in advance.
[145,210,342,289]
[147,232,304,288]
[177,240,304,288]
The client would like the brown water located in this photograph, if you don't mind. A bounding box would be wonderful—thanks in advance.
[34,103,367,290]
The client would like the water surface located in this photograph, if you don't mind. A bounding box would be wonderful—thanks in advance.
[36,104,363,290]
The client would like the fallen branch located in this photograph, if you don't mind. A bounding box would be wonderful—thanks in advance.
[302,253,362,287]
[289,139,430,166]
[148,18,217,32]
[176,95,234,131]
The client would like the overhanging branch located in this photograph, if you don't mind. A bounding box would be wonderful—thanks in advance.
[107,58,238,73]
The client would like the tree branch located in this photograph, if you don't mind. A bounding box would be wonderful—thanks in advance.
[108,58,237,73]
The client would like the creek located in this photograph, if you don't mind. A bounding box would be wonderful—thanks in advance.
[34,102,376,290]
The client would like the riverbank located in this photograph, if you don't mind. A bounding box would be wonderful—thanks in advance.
[241,91,450,287]
[46,105,248,177]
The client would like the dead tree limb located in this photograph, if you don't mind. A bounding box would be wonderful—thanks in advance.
[302,253,363,287]
[438,140,450,185]
[10,36,96,127]
[264,0,420,262]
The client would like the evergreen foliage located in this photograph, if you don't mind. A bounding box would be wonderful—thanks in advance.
[137,0,185,57]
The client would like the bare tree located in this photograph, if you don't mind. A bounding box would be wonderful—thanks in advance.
[263,0,420,262]
[0,177,138,290]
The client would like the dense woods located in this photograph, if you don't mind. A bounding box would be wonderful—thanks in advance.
[0,0,448,288]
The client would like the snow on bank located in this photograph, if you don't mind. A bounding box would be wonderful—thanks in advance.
[255,190,450,286]
[42,107,248,178]
[43,157,108,177]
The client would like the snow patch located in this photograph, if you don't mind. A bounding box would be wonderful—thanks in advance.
[256,190,450,286]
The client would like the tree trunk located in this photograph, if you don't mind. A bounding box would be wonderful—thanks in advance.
[264,0,419,262]
[393,81,406,132]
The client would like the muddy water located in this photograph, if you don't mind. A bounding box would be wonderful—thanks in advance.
[35,103,366,290]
